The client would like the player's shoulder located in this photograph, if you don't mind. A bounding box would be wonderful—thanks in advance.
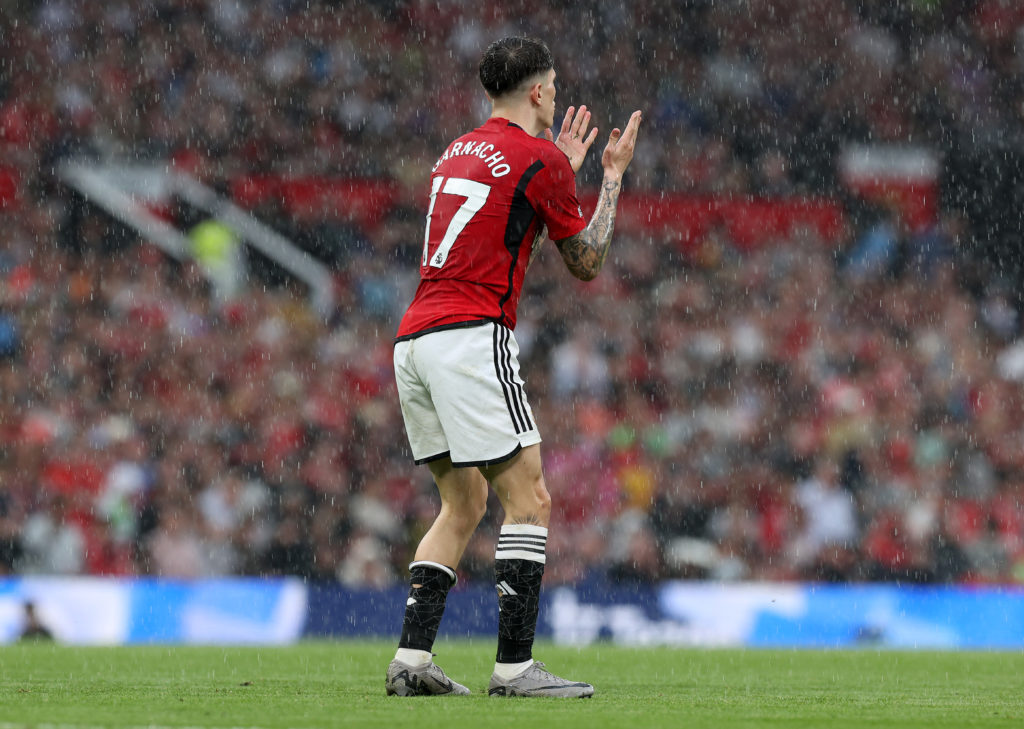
[527,136,575,185]
[537,138,573,170]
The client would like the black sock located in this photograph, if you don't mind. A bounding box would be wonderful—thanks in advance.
[398,561,456,652]
[495,525,547,664]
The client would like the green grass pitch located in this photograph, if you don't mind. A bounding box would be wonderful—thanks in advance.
[1,640,1022,728]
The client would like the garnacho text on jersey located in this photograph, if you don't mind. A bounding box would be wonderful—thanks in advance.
[432,140,511,177]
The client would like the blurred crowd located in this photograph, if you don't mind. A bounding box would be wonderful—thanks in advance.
[2,0,1024,587]
[4,1,1024,194]
[3,197,1024,587]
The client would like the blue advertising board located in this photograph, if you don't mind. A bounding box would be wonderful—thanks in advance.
[3,577,1024,649]
[0,577,307,644]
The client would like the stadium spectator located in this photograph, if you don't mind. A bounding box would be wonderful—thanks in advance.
[17,601,54,642]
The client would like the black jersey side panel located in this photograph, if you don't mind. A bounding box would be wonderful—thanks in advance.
[496,159,545,326]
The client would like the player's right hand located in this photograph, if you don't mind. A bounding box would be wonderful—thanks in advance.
[546,105,599,174]
[601,110,642,182]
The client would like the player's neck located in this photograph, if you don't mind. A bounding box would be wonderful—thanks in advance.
[489,105,543,137]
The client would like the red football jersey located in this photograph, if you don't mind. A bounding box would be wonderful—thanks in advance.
[396,118,586,339]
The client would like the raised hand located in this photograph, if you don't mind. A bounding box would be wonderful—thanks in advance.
[601,110,642,181]
[544,105,599,173]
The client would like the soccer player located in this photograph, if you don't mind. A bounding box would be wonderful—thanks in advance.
[386,36,641,698]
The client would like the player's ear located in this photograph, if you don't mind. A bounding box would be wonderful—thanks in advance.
[529,81,544,107]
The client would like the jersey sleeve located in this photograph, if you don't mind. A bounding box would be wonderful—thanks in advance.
[528,146,587,241]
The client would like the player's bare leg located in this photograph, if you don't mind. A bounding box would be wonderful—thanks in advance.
[386,457,486,696]
[482,445,594,697]
[417,458,490,566]
[484,444,551,528]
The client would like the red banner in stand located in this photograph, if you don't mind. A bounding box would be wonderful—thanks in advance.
[228,175,847,252]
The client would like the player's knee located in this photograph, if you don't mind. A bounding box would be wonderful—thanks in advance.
[468,487,488,525]
[447,492,487,534]
[538,489,552,520]
[531,480,552,520]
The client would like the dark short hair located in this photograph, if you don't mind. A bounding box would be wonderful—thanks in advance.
[478,37,553,98]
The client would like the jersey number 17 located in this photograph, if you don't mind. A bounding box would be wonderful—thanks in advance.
[423,176,491,269]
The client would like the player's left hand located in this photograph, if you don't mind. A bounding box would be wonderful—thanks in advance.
[545,105,599,174]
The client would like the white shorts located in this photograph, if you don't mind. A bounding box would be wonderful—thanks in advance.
[394,322,541,467]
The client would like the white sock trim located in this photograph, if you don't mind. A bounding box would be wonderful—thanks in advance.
[500,524,548,537]
[409,560,458,586]
[494,549,547,563]
[395,648,432,667]
[496,525,547,564]
[493,658,534,680]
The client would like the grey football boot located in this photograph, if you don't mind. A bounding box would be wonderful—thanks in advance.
[488,661,595,698]
[385,658,471,696]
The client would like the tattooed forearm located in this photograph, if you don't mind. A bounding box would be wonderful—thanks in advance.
[555,177,622,281]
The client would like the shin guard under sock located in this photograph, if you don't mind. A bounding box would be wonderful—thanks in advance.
[398,560,457,652]
[494,525,547,664]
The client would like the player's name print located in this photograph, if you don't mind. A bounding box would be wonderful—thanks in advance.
[432,140,511,177]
